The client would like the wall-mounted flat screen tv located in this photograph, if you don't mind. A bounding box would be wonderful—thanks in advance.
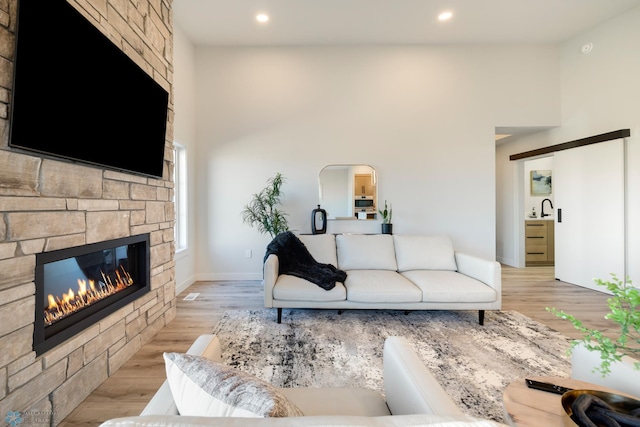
[9,0,169,179]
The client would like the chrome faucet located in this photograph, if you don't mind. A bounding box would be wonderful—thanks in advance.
[541,198,554,218]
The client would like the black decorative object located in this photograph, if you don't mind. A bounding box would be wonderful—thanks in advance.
[312,205,327,234]
[381,223,393,235]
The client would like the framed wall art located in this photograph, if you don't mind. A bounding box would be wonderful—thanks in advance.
[530,170,552,196]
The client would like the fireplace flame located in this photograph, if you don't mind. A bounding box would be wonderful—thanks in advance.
[78,279,87,296]
[47,294,57,310]
[44,265,135,326]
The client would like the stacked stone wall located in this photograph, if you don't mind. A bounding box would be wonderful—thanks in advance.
[0,0,175,425]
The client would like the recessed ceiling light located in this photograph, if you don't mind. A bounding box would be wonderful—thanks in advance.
[256,13,269,23]
[438,11,453,21]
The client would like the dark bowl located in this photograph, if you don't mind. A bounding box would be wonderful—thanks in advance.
[562,389,640,426]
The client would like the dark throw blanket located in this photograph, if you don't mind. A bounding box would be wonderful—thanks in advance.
[571,393,640,427]
[264,231,347,291]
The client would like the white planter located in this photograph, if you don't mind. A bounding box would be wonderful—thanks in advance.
[571,342,640,398]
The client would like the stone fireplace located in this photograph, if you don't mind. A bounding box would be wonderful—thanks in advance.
[0,0,175,425]
[34,234,152,356]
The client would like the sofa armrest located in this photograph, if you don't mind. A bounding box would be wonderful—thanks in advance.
[264,253,279,307]
[140,334,222,416]
[454,252,501,292]
[383,336,464,416]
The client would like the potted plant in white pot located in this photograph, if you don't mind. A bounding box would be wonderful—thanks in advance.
[547,274,640,396]
[378,200,392,234]
[241,172,290,238]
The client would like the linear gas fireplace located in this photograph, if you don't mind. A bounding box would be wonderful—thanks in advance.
[34,234,151,355]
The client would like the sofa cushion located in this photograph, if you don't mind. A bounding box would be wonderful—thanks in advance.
[163,353,304,418]
[297,234,338,267]
[336,234,398,271]
[393,235,457,272]
[400,271,496,303]
[273,275,347,302]
[345,270,422,303]
[279,387,391,416]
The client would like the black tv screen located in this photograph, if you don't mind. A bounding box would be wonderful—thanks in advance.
[9,0,169,179]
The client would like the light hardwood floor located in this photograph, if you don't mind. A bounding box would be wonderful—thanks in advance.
[60,265,614,426]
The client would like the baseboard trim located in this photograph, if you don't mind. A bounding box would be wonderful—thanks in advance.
[176,275,197,295]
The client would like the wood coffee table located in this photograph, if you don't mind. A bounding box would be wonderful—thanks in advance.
[502,376,632,426]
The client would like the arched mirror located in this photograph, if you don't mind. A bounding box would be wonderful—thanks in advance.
[318,164,378,220]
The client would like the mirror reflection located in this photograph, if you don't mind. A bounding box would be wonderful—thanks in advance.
[318,164,378,220]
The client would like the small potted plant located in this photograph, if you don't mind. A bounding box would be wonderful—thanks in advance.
[547,274,639,378]
[378,200,393,234]
[241,172,290,238]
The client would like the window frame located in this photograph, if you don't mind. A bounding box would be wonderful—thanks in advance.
[173,142,188,253]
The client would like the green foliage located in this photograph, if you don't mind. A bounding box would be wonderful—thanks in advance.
[241,173,290,238]
[546,274,640,376]
[378,200,393,224]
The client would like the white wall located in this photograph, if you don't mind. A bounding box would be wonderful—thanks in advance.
[496,6,640,281]
[173,26,199,292]
[177,44,559,280]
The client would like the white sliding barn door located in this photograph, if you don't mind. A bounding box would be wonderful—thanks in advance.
[554,139,625,292]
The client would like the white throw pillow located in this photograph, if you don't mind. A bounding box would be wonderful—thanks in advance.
[336,234,398,270]
[163,352,304,418]
[393,234,458,272]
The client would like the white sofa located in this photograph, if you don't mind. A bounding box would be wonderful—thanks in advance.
[99,334,507,427]
[264,233,501,325]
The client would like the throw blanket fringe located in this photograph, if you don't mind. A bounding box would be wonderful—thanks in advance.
[264,231,347,290]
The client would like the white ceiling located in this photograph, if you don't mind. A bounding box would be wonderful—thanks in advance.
[173,0,640,47]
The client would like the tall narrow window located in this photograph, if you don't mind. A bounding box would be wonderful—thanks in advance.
[173,143,187,252]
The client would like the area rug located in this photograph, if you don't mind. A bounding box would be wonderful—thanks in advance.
[211,309,572,423]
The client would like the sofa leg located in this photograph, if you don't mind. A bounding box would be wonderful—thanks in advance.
[479,310,485,326]
[404,310,410,315]
[277,308,282,324]
[337,310,344,315]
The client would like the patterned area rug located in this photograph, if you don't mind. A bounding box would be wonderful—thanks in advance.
[212,309,572,423]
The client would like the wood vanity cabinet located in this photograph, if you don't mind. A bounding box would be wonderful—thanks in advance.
[525,220,555,266]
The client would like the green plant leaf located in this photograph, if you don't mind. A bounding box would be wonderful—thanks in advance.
[241,173,290,238]
[546,274,640,376]
[378,200,392,224]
